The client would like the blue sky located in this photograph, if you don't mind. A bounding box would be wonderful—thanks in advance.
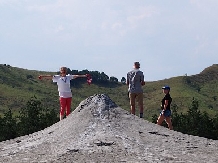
[1,0,218,81]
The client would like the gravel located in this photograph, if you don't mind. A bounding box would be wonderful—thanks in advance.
[0,94,218,163]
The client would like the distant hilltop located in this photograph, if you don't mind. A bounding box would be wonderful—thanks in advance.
[186,64,218,84]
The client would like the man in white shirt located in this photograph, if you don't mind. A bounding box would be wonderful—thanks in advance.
[39,67,87,120]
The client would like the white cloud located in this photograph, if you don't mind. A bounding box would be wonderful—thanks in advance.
[190,0,218,16]
[54,25,65,33]
[127,6,158,27]
[111,22,122,30]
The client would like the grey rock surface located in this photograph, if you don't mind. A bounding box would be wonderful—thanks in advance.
[0,94,218,163]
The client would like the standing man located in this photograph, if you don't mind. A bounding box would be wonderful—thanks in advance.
[127,62,145,118]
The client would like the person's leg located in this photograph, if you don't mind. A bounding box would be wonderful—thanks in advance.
[137,93,144,118]
[157,114,165,125]
[165,117,173,130]
[59,97,67,120]
[129,93,136,115]
[131,105,136,115]
[65,97,72,116]
[163,110,173,130]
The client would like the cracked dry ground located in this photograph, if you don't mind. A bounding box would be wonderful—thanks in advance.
[0,94,218,163]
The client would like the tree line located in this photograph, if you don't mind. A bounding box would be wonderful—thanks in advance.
[0,97,59,142]
[1,64,126,89]
[152,98,218,140]
[60,68,126,85]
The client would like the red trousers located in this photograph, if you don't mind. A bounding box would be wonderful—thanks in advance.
[59,97,72,116]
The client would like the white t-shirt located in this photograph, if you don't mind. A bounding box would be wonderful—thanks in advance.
[52,74,75,98]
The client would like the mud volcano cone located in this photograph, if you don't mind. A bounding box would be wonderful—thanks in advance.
[0,94,218,163]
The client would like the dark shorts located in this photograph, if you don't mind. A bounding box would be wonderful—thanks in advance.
[160,109,171,117]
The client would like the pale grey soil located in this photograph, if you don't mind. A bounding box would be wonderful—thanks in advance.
[0,94,218,163]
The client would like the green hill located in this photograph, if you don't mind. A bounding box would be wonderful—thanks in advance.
[0,63,218,121]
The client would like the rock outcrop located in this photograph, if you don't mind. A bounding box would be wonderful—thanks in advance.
[0,94,218,163]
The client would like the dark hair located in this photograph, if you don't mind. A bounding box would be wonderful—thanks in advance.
[134,62,140,68]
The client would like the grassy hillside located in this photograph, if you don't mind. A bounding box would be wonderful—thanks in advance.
[0,64,58,115]
[0,63,218,121]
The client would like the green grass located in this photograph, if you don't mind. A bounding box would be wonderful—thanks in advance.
[0,63,218,122]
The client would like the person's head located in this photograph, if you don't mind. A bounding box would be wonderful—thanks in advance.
[162,85,170,94]
[60,67,67,76]
[134,62,140,69]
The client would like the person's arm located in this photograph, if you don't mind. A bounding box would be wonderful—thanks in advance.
[163,100,169,110]
[73,74,87,79]
[38,75,53,80]
[140,73,145,86]
[126,74,129,85]
[141,81,145,86]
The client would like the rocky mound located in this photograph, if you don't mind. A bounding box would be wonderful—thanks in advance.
[0,94,218,163]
